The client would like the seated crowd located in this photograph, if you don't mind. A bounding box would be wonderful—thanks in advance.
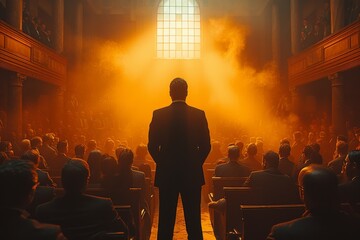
[1,125,360,239]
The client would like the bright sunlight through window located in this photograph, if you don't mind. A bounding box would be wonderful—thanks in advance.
[157,0,201,59]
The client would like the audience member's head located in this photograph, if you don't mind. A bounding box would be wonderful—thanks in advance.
[101,156,118,177]
[57,140,68,154]
[279,144,291,158]
[42,133,55,146]
[30,136,43,149]
[336,135,348,143]
[235,141,244,153]
[118,148,134,171]
[115,145,127,160]
[61,158,90,195]
[344,150,360,180]
[20,139,31,155]
[135,143,148,159]
[0,160,38,208]
[104,138,115,154]
[310,143,320,153]
[293,131,303,142]
[308,151,323,165]
[227,144,240,161]
[280,138,291,145]
[21,149,40,167]
[74,144,85,159]
[298,165,339,214]
[87,140,97,151]
[263,151,280,169]
[303,145,314,160]
[336,140,348,156]
[246,143,257,157]
[170,77,188,101]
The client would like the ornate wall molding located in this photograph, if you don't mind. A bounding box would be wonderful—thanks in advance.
[288,20,360,87]
[0,20,67,87]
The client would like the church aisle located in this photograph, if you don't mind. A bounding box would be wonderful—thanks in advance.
[150,197,216,240]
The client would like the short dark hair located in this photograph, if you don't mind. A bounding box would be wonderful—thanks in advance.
[118,149,134,170]
[279,144,291,157]
[170,78,188,100]
[263,150,279,168]
[336,141,348,155]
[247,143,257,156]
[228,144,240,160]
[21,149,40,166]
[299,165,338,213]
[75,144,85,158]
[57,140,68,153]
[0,160,38,207]
[61,158,90,194]
[30,136,42,149]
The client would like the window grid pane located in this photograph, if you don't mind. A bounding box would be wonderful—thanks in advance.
[157,0,201,59]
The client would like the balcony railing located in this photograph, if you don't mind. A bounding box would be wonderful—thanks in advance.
[0,20,66,86]
[288,19,360,87]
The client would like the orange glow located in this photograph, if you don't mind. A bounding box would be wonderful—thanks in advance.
[80,17,291,148]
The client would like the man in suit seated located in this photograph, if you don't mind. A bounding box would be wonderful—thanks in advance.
[0,160,66,240]
[339,150,360,209]
[215,144,251,177]
[36,158,128,240]
[244,150,299,204]
[267,165,360,240]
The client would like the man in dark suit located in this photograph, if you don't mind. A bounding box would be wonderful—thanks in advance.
[215,144,250,177]
[267,165,360,240]
[36,159,128,240]
[148,77,211,240]
[0,160,66,240]
[244,150,299,204]
[339,150,360,209]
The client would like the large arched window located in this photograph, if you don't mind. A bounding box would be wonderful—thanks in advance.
[157,0,201,59]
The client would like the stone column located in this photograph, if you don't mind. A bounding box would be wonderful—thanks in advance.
[272,0,281,84]
[51,86,65,131]
[6,0,23,30]
[329,73,346,136]
[53,0,64,53]
[74,0,83,65]
[290,87,301,117]
[290,0,300,55]
[330,0,345,33]
[8,73,26,139]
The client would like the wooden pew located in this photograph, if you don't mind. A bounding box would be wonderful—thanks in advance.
[55,187,145,240]
[224,186,254,239]
[207,180,248,240]
[239,204,305,240]
[205,168,215,195]
[212,177,248,200]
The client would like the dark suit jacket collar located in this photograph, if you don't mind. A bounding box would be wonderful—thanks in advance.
[171,100,187,106]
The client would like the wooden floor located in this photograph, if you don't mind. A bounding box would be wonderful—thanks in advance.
[150,195,216,240]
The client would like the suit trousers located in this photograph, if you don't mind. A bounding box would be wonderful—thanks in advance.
[157,185,203,240]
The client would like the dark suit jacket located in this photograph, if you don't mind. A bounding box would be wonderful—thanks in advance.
[278,157,296,179]
[215,161,251,177]
[244,168,300,204]
[148,101,211,188]
[36,194,127,240]
[328,155,346,175]
[0,207,63,240]
[267,211,360,240]
[339,177,360,208]
[37,169,56,187]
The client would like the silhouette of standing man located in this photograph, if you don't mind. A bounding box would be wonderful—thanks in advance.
[148,78,211,240]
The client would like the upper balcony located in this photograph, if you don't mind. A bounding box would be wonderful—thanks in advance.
[0,20,66,87]
[288,19,360,88]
